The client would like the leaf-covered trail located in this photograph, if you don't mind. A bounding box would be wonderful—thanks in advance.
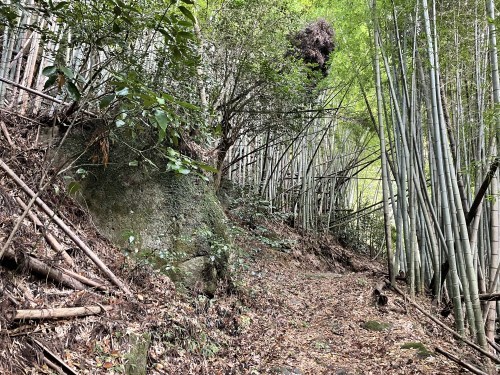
[207,238,475,374]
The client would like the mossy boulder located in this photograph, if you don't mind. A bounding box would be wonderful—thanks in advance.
[59,130,231,294]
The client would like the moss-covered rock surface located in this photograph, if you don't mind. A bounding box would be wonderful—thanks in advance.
[61,132,231,294]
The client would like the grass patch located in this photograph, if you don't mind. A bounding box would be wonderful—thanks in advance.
[362,320,392,331]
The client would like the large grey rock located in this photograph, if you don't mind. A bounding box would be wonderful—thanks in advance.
[59,131,231,294]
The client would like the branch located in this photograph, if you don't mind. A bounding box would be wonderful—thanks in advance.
[8,305,112,320]
[435,347,487,375]
[466,157,500,226]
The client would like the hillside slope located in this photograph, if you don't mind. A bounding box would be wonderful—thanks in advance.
[0,118,482,374]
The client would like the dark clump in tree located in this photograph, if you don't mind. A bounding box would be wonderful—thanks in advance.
[290,19,335,76]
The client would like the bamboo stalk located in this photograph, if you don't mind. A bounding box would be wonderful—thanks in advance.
[16,197,74,267]
[10,305,112,320]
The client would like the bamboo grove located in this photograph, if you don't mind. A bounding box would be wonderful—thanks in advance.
[0,0,499,360]
[224,0,500,356]
[368,0,499,354]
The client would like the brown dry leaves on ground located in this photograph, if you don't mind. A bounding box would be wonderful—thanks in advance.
[0,115,484,374]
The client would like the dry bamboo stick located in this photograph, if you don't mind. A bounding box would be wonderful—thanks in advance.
[0,120,14,148]
[42,357,66,375]
[392,284,500,364]
[1,248,86,290]
[56,266,108,291]
[32,338,79,375]
[16,196,74,267]
[0,158,132,296]
[10,305,112,320]
[435,347,488,375]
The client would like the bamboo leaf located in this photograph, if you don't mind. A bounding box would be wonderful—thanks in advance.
[42,66,57,76]
[66,81,81,100]
[99,94,115,109]
[178,6,195,24]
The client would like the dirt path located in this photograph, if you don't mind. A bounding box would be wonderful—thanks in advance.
[205,246,477,374]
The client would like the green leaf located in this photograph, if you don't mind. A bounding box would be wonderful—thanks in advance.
[52,2,69,11]
[154,109,169,131]
[129,160,139,167]
[162,93,175,102]
[42,65,57,76]
[198,162,218,173]
[99,94,116,109]
[43,74,57,90]
[175,31,194,40]
[66,81,81,100]
[67,181,81,195]
[178,167,191,175]
[175,99,199,110]
[158,128,166,142]
[60,66,74,79]
[178,5,196,24]
[113,22,121,33]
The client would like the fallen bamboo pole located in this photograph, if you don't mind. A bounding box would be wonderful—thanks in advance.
[435,347,487,375]
[56,266,108,291]
[2,248,86,290]
[16,196,74,267]
[10,305,113,320]
[0,76,96,117]
[391,284,500,364]
[0,158,132,296]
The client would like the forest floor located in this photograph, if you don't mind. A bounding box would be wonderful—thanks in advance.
[0,116,485,374]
